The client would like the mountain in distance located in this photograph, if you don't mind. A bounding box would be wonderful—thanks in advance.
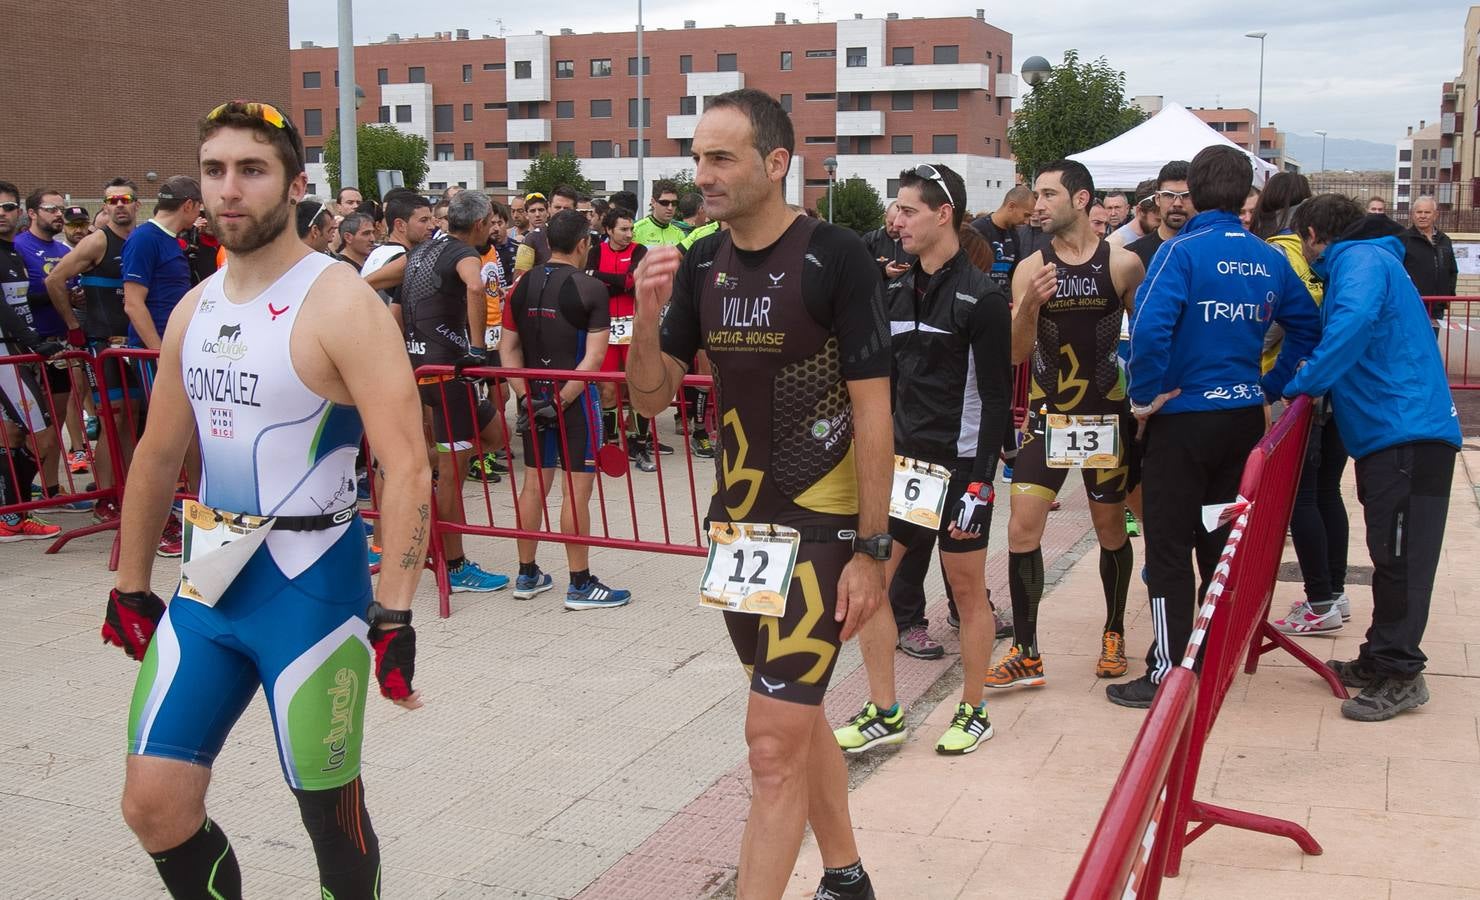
[1283,133,1396,172]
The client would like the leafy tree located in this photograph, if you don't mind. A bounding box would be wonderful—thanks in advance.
[817,176,885,233]
[1006,50,1147,180]
[520,152,592,198]
[660,168,699,201]
[323,125,429,201]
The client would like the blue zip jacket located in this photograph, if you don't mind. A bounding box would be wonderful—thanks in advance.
[1283,217,1460,459]
[1129,210,1321,414]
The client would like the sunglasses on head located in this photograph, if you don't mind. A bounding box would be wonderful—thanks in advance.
[914,164,955,209]
[105,195,137,206]
[207,100,291,131]
[525,192,547,203]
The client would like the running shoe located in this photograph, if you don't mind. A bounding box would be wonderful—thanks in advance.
[897,623,944,659]
[984,645,1045,690]
[626,438,644,461]
[367,545,382,568]
[1272,600,1343,635]
[1097,630,1129,678]
[513,567,554,599]
[950,607,1015,640]
[1341,675,1429,722]
[935,701,993,755]
[156,515,183,558]
[564,577,631,610]
[92,498,120,524]
[654,440,675,456]
[356,473,372,502]
[448,560,510,593]
[1106,672,1158,709]
[1332,592,1352,622]
[1001,465,1013,483]
[1124,509,1140,537]
[467,452,503,483]
[68,450,90,474]
[633,444,657,473]
[690,433,715,459]
[1325,657,1378,690]
[834,701,907,754]
[0,513,60,542]
[84,414,99,440]
[45,493,94,513]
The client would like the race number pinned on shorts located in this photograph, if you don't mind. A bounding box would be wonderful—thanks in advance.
[700,522,800,617]
[609,316,634,346]
[1045,414,1121,469]
[889,456,950,530]
[485,325,502,350]
[177,500,275,607]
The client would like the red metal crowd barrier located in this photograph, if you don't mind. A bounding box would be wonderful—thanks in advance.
[1068,396,1334,899]
[1424,296,1480,390]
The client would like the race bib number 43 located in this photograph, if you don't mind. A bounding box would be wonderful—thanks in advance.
[609,316,633,346]
[1046,414,1120,468]
[889,456,950,530]
[700,522,800,617]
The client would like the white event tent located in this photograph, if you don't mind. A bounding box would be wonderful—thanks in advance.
[1068,102,1279,188]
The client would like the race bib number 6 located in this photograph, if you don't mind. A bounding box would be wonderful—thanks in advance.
[609,316,634,346]
[700,522,800,617]
[1046,413,1120,468]
[889,456,951,530]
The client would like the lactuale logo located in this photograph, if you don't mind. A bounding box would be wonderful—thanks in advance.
[202,324,247,361]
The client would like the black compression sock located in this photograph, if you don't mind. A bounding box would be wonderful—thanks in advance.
[601,407,618,441]
[570,568,592,588]
[1008,549,1045,655]
[821,860,872,897]
[447,556,466,570]
[519,561,539,577]
[293,779,381,900]
[0,446,38,507]
[1100,540,1134,634]
[633,416,651,440]
[150,817,242,900]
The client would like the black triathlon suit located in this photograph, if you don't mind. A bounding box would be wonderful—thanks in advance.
[0,238,51,431]
[80,227,141,400]
[1013,238,1138,505]
[660,216,890,705]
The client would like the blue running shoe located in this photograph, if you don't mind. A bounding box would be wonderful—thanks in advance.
[448,559,510,593]
[565,577,631,610]
[368,546,382,568]
[513,567,554,600]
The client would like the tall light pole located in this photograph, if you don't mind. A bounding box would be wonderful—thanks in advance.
[1314,129,1328,172]
[636,0,645,200]
[336,0,357,190]
[1245,32,1266,156]
[823,156,837,222]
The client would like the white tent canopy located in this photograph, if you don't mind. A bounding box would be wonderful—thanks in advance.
[1067,102,1278,189]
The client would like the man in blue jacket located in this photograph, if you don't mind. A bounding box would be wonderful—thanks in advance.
[1285,193,1461,721]
[1111,145,1322,708]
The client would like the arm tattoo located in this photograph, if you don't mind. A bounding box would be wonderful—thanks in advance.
[400,503,429,570]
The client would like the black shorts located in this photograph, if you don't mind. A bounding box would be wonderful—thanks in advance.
[888,464,991,554]
[520,385,600,472]
[1011,408,1134,505]
[419,380,496,453]
[38,353,75,395]
[89,340,145,405]
[724,535,852,706]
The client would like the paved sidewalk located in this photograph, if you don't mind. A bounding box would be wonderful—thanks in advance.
[787,447,1480,900]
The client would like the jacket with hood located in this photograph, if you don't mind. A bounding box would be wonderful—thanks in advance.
[1400,225,1458,320]
[1128,210,1321,415]
[1283,214,1460,459]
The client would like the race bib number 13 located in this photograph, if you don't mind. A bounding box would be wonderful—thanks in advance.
[889,456,950,530]
[1046,414,1120,468]
[700,523,800,617]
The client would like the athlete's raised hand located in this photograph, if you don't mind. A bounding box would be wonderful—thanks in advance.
[1025,261,1058,308]
[633,245,681,321]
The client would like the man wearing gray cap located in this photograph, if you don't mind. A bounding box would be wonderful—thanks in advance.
[122,176,200,352]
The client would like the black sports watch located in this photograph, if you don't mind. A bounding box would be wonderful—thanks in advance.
[851,533,893,561]
[366,602,413,627]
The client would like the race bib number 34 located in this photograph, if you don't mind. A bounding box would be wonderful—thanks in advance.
[1046,414,1120,468]
[700,522,800,617]
[889,456,950,530]
[609,316,633,346]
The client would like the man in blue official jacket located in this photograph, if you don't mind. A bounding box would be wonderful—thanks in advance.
[1110,145,1322,708]
[1284,193,1461,721]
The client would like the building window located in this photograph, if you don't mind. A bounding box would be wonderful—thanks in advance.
[805,49,836,58]
[514,60,532,79]
[462,64,473,83]
[1398,149,1412,161]
[408,66,425,83]
[717,53,737,72]
[856,136,873,154]
[846,47,867,67]
[780,94,792,112]
[377,67,388,85]
[592,140,614,158]
[557,141,575,157]
[591,58,612,77]
[892,91,913,111]
[483,62,505,71]
[886,178,901,197]
[627,56,651,76]
[680,54,692,74]
[679,95,697,115]
[891,135,913,154]
[429,181,447,191]
[677,138,693,157]
[434,144,454,162]
[805,92,836,101]
[627,139,651,157]
[433,104,453,132]
[377,105,390,124]
[933,45,958,64]
[484,142,509,150]
[556,100,575,119]
[463,103,473,121]
[303,109,323,136]
[628,98,652,128]
[805,178,831,188]
[932,90,958,110]
[483,102,507,111]
[854,92,872,111]
[590,99,612,118]
[395,105,412,123]
[997,97,1007,117]
[780,51,793,71]
[556,59,574,79]
[305,146,324,163]
[804,136,836,144]
[932,134,958,154]
[303,71,321,89]
[891,46,914,66]
[463,143,474,160]
[624,180,639,194]
[995,137,1002,157]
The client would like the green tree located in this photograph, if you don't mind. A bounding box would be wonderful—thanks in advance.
[659,168,699,200]
[1006,50,1147,180]
[520,152,592,198]
[323,124,430,201]
[816,176,885,233]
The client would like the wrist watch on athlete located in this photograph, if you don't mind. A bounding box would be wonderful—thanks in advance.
[366,602,412,627]
[851,533,893,561]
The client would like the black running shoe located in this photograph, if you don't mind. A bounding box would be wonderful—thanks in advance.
[1106,672,1159,709]
[1341,674,1429,721]
[1325,658,1378,690]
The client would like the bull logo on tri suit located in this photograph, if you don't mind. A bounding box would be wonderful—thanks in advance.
[203,324,247,361]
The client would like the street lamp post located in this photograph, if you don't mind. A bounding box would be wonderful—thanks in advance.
[337,0,357,190]
[1314,129,1328,172]
[636,0,644,200]
[1245,32,1267,157]
[823,156,837,223]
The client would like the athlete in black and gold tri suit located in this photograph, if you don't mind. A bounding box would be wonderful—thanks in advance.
[627,89,891,900]
[993,159,1145,689]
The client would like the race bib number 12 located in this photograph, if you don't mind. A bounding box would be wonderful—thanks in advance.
[1045,414,1120,468]
[700,522,800,617]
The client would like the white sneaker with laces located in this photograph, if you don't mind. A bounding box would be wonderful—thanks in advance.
[1273,600,1343,635]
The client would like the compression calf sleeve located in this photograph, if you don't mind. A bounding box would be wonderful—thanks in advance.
[149,817,242,900]
[1100,540,1134,634]
[601,406,618,441]
[0,445,38,507]
[293,777,381,900]
[1007,549,1045,655]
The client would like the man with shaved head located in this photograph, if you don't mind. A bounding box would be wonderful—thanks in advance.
[970,185,1036,292]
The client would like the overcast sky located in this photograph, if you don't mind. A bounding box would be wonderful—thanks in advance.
[290,1,1466,145]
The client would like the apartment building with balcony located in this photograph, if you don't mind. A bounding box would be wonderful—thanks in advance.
[1396,121,1444,212]
[289,11,1017,212]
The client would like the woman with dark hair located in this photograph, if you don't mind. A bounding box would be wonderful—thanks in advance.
[1260,174,1351,638]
